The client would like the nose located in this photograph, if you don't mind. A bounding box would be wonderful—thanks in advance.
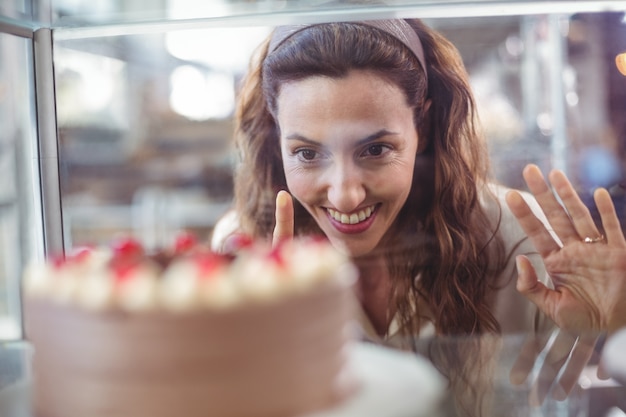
[326,161,366,213]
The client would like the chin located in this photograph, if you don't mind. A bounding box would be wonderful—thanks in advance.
[326,237,376,259]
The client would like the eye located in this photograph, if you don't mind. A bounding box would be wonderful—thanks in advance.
[367,144,384,156]
[361,144,390,157]
[296,149,318,161]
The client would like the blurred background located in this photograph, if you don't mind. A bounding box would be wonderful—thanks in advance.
[1,0,626,340]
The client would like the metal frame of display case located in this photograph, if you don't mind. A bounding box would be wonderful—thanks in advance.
[0,17,60,259]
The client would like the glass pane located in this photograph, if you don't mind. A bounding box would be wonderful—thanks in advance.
[0,33,40,340]
[54,27,270,249]
[54,11,626,248]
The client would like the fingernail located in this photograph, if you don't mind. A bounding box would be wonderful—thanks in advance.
[276,191,288,208]
[515,256,525,274]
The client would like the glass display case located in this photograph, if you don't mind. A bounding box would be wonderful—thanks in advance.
[1,1,626,416]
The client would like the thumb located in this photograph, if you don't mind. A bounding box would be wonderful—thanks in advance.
[273,190,294,247]
[516,255,555,317]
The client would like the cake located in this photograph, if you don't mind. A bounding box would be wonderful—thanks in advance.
[23,233,358,417]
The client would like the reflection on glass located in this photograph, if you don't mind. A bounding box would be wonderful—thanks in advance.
[0,32,38,340]
[55,48,128,129]
[169,66,235,120]
[54,28,266,249]
[409,332,597,417]
[54,12,626,249]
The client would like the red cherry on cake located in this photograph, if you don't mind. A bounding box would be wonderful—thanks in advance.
[112,237,144,260]
[222,233,253,254]
[194,251,229,280]
[50,254,66,269]
[68,246,93,263]
[112,263,138,284]
[173,231,198,254]
[110,237,144,284]
[267,244,286,268]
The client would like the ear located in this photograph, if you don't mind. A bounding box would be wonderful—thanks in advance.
[416,99,432,154]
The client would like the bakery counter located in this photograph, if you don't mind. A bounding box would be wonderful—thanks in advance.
[0,341,445,417]
[1,334,626,417]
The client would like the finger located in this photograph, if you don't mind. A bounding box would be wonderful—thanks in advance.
[548,169,600,243]
[510,328,553,385]
[506,191,561,257]
[594,188,626,246]
[523,165,582,245]
[272,190,294,247]
[529,330,577,406]
[510,256,559,386]
[552,334,598,400]
[510,332,543,385]
[515,255,560,321]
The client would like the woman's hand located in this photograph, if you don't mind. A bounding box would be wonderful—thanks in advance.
[506,164,626,402]
[272,190,294,246]
[506,164,626,335]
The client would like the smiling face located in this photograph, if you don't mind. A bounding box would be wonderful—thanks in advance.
[276,70,420,257]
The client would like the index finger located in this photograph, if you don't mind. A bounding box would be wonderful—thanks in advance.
[506,190,561,257]
[272,190,294,247]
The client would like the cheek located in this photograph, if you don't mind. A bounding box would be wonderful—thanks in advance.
[384,160,416,196]
[283,163,315,202]
[386,177,413,205]
[380,168,416,211]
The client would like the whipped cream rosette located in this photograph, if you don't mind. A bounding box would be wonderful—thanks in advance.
[23,232,355,313]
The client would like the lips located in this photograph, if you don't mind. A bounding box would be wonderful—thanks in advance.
[325,205,378,235]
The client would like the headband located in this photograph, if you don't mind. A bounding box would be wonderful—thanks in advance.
[267,19,428,83]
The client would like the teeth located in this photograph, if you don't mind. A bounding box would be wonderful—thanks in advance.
[328,205,376,225]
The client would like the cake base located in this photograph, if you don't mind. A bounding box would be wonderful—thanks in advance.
[25,277,357,417]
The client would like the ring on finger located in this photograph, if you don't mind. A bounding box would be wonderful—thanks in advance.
[583,235,605,244]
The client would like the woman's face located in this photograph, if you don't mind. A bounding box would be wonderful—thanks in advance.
[276,70,420,257]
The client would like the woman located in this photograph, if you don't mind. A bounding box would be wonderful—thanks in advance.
[214,17,551,346]
[211,18,556,415]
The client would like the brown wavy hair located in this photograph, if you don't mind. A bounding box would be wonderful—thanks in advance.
[232,19,507,339]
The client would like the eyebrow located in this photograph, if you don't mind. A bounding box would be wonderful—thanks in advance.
[285,129,398,146]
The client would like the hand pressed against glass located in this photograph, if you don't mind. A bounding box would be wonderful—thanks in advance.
[507,164,626,336]
[275,70,420,257]
[506,164,626,401]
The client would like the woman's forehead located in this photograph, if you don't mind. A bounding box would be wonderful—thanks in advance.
[277,71,406,113]
[276,74,417,147]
